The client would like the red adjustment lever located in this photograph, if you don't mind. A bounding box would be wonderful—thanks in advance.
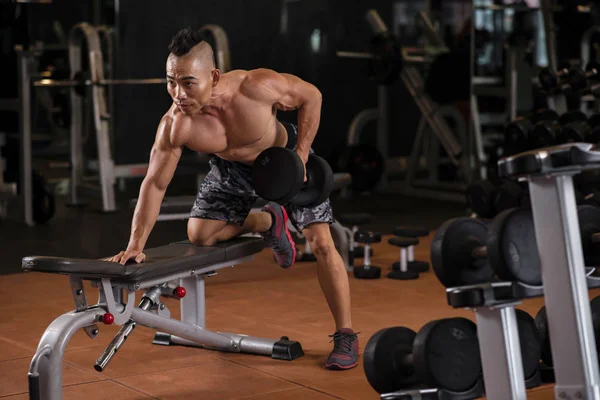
[174,286,186,298]
[102,313,114,325]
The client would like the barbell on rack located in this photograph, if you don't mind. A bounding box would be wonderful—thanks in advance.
[33,73,167,96]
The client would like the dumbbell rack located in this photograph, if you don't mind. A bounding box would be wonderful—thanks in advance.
[447,282,544,399]
[379,382,485,400]
[497,143,600,399]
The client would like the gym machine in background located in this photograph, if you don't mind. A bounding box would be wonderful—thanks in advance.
[6,20,231,226]
[337,9,476,203]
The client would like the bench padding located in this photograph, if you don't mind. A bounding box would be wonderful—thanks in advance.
[22,237,266,282]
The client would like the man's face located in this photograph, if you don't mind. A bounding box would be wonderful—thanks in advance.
[166,53,214,114]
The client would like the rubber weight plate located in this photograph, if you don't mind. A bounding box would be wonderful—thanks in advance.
[413,317,482,392]
[487,208,542,285]
[466,180,498,218]
[430,217,495,287]
[494,181,525,214]
[591,296,600,353]
[291,154,334,207]
[578,205,600,266]
[515,309,543,379]
[252,147,304,203]
[363,326,419,394]
[534,306,552,367]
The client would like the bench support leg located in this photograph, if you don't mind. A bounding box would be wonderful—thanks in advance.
[151,275,303,360]
[28,308,105,400]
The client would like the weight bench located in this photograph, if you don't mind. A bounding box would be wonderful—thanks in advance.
[22,236,304,400]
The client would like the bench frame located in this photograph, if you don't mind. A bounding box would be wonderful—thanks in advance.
[26,255,304,400]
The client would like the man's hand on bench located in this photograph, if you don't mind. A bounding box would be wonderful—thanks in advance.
[105,249,146,265]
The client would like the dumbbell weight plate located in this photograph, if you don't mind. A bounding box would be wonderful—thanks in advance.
[466,180,499,218]
[591,296,600,352]
[363,326,419,393]
[534,306,552,367]
[430,217,495,287]
[413,317,482,392]
[252,147,304,203]
[556,121,591,144]
[291,154,334,207]
[392,260,429,273]
[505,119,534,155]
[353,265,381,279]
[558,110,588,126]
[487,207,542,285]
[530,120,561,149]
[577,205,600,266]
[515,309,543,380]
[494,181,525,214]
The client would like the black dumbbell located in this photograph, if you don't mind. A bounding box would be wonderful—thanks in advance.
[252,147,333,208]
[514,309,544,384]
[505,109,560,154]
[388,238,419,280]
[534,306,553,368]
[466,179,528,219]
[556,113,600,144]
[567,61,600,92]
[538,63,572,93]
[535,294,600,372]
[582,113,600,145]
[363,317,482,395]
[337,213,374,260]
[530,110,588,147]
[390,226,430,274]
[576,204,600,266]
[353,231,382,279]
[431,207,541,287]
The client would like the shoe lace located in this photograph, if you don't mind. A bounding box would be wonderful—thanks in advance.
[329,331,359,355]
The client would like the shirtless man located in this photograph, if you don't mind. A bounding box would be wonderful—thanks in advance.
[107,28,359,370]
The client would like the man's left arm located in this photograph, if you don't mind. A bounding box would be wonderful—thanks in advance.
[242,69,323,164]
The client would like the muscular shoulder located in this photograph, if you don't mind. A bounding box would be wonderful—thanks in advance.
[240,68,287,94]
[156,107,189,148]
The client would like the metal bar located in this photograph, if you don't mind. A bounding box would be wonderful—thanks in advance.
[528,174,600,398]
[475,306,526,400]
[33,78,167,87]
[133,256,254,290]
[365,9,388,35]
[336,51,374,60]
[17,51,34,227]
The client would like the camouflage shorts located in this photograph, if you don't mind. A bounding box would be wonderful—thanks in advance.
[190,121,334,232]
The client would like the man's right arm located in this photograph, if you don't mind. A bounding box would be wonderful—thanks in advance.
[126,116,183,253]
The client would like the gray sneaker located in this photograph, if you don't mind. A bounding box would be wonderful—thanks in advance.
[261,202,296,268]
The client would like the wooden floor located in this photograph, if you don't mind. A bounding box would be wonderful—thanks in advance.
[2,232,595,400]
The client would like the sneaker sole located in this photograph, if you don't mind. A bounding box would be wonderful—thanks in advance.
[273,206,296,269]
[325,360,359,370]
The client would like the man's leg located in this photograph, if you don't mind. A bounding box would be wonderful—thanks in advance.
[289,201,359,370]
[188,212,272,246]
[303,222,353,331]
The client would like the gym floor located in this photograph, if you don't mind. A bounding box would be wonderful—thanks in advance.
[1,188,596,399]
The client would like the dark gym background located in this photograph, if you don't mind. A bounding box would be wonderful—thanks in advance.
[1,0,448,165]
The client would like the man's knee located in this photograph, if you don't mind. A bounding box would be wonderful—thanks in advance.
[187,219,225,246]
[303,223,337,258]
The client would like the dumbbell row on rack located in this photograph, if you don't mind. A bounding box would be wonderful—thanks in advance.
[539,60,600,97]
[365,201,600,399]
[467,175,600,219]
[504,108,600,156]
[363,308,544,399]
[534,294,600,379]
